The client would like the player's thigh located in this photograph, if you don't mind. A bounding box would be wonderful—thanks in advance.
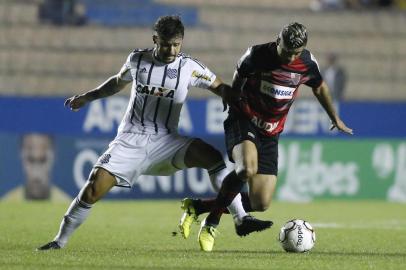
[80,167,117,204]
[95,132,150,187]
[248,174,277,211]
[232,140,258,179]
[183,138,223,169]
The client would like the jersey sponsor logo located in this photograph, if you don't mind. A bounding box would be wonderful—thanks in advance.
[192,70,211,82]
[139,67,148,73]
[136,84,175,98]
[167,68,178,79]
[260,81,295,99]
[251,116,279,133]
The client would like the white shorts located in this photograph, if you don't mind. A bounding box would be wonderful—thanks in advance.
[94,132,194,187]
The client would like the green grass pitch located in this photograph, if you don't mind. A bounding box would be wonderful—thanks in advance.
[1,200,405,270]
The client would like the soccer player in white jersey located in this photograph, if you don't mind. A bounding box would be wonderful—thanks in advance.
[37,15,272,251]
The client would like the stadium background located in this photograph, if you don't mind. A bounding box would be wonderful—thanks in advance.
[0,0,405,202]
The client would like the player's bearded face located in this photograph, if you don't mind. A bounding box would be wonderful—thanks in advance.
[153,35,183,63]
[277,37,305,64]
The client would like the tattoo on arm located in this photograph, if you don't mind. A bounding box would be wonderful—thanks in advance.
[85,76,128,101]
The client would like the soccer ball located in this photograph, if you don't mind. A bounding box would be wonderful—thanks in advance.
[279,219,316,253]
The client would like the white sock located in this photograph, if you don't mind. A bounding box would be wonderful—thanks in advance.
[53,197,92,247]
[208,162,247,224]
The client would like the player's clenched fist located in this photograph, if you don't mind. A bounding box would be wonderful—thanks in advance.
[64,94,88,111]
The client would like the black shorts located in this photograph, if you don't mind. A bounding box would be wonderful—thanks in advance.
[224,110,279,175]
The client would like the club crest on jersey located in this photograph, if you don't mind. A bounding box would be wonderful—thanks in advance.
[136,84,175,98]
[290,73,301,85]
[192,70,211,82]
[167,68,178,79]
[260,81,295,99]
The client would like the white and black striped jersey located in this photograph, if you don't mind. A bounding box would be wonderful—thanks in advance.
[117,48,216,135]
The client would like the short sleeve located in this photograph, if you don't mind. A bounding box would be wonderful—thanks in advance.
[236,47,255,77]
[190,60,217,89]
[118,52,135,82]
[304,53,323,88]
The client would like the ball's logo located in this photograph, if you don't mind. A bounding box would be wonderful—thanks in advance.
[296,224,303,246]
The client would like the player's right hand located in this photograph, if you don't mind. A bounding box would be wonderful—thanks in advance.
[64,94,88,111]
[330,118,353,135]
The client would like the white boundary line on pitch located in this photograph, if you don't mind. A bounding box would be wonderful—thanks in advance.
[313,221,406,230]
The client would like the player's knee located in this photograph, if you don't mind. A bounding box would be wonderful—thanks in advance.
[81,184,99,204]
[235,167,256,181]
[81,172,101,204]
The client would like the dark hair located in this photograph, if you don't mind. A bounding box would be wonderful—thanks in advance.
[154,15,184,39]
[279,22,307,49]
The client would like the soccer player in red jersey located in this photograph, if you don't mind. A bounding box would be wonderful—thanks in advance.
[197,22,353,251]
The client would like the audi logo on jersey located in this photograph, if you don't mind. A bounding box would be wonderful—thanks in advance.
[251,116,279,133]
[136,84,175,98]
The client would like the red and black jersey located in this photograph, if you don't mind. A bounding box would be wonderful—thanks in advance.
[234,42,323,136]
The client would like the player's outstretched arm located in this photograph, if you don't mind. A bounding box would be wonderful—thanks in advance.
[64,75,130,111]
[208,77,241,110]
[312,81,353,135]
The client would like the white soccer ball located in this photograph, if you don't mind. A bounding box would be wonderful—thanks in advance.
[279,219,316,253]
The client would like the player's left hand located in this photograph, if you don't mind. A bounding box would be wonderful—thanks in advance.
[330,118,353,135]
[64,94,88,111]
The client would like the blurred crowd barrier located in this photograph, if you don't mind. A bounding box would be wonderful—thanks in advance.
[1,96,406,201]
[0,0,405,100]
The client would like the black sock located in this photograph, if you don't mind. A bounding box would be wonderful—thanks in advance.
[240,192,253,212]
[205,171,245,226]
[194,199,230,216]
